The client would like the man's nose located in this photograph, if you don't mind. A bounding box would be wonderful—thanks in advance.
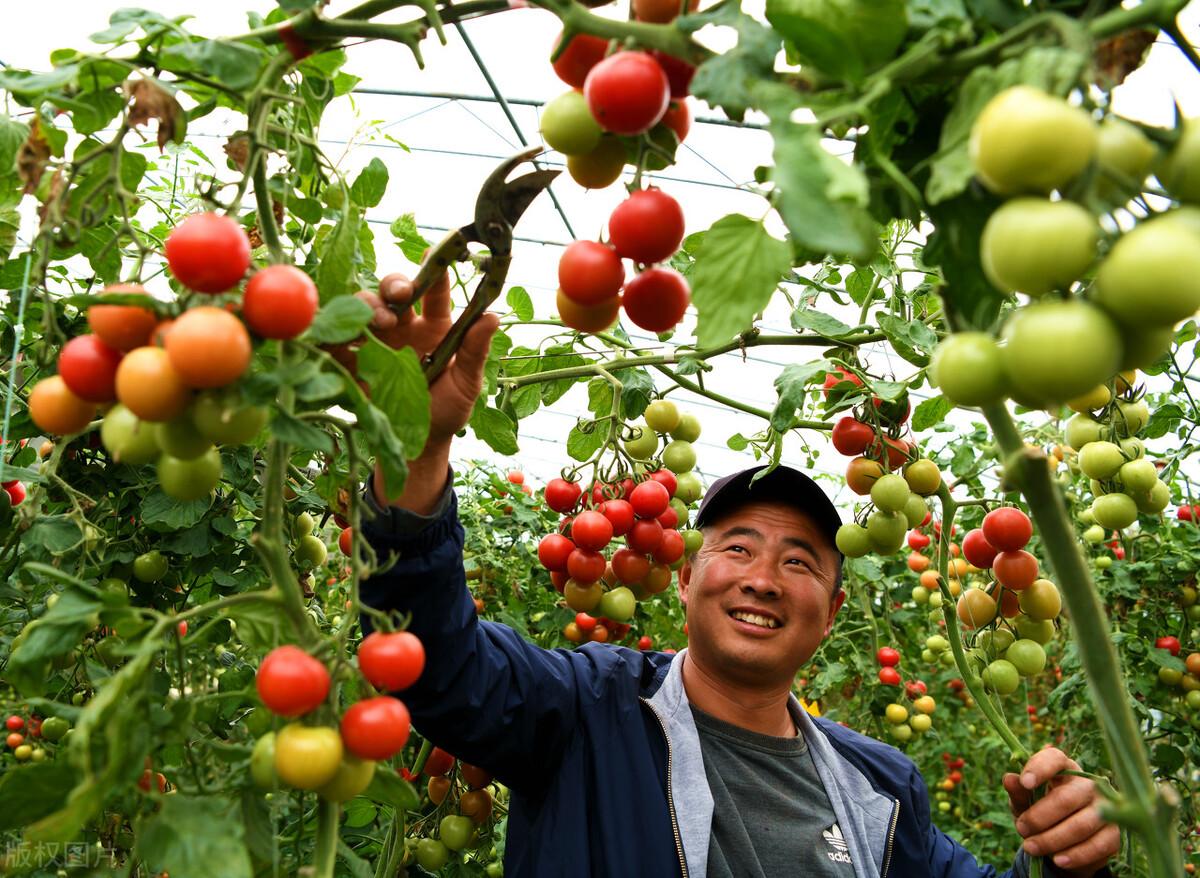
[740,557,782,597]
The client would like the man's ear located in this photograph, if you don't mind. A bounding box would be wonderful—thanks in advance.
[677,558,693,608]
[822,588,847,638]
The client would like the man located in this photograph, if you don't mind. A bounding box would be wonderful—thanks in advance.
[356,271,1120,876]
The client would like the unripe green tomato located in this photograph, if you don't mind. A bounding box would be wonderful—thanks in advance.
[598,586,636,622]
[912,586,930,605]
[1094,213,1200,329]
[662,440,696,474]
[644,399,680,433]
[292,512,315,539]
[1113,398,1149,436]
[928,591,944,609]
[1082,524,1106,543]
[251,733,278,790]
[889,723,913,742]
[1159,116,1200,203]
[624,424,658,460]
[979,627,1015,654]
[1094,555,1113,570]
[415,838,450,871]
[866,510,906,554]
[1095,116,1157,198]
[903,494,929,529]
[870,474,911,514]
[1015,616,1055,644]
[675,472,703,504]
[982,659,1021,695]
[669,413,701,442]
[670,498,689,527]
[921,649,935,663]
[939,650,955,667]
[1159,667,1183,687]
[1079,441,1124,480]
[192,390,269,445]
[979,198,1098,297]
[157,447,222,502]
[926,635,948,653]
[1118,458,1157,494]
[30,748,45,762]
[540,90,603,156]
[1000,301,1122,406]
[903,459,941,497]
[133,551,168,583]
[968,85,1097,195]
[440,814,476,851]
[1117,324,1176,372]
[681,529,703,555]
[1187,604,1200,622]
[1134,480,1169,514]
[316,755,376,803]
[1076,509,1095,526]
[100,404,161,465]
[1186,689,1200,710]
[1065,414,1105,450]
[155,414,214,460]
[295,534,328,568]
[1005,639,1047,676]
[1091,493,1138,530]
[930,333,1008,407]
[39,717,70,742]
[938,800,951,813]
[13,744,32,761]
[1117,436,1144,459]
[835,523,871,558]
[486,862,504,878]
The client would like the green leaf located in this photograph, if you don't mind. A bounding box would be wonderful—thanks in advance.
[296,372,345,402]
[770,360,831,432]
[270,411,334,453]
[136,795,253,878]
[0,67,81,103]
[791,307,852,337]
[587,378,614,417]
[620,368,655,420]
[390,213,431,264]
[356,340,431,456]
[364,767,420,810]
[691,214,791,347]
[0,115,30,177]
[307,294,373,344]
[6,588,101,693]
[315,211,363,303]
[876,313,938,366]
[470,406,519,455]
[567,422,606,462]
[912,395,953,431]
[350,157,389,208]
[24,515,84,554]
[766,0,907,83]
[686,6,782,121]
[924,189,1007,331]
[506,286,534,321]
[727,433,750,450]
[771,123,877,262]
[171,41,264,92]
[0,763,76,831]
[1144,402,1184,440]
[79,225,122,284]
[926,47,1088,204]
[140,489,210,529]
[226,602,284,652]
[1152,744,1185,773]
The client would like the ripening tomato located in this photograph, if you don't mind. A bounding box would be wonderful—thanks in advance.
[551,31,608,88]
[545,478,582,513]
[3,483,22,507]
[460,762,493,790]
[341,696,411,760]
[538,533,575,571]
[242,265,319,339]
[567,137,627,189]
[981,507,1032,552]
[274,723,343,791]
[601,499,635,536]
[571,510,614,551]
[609,189,685,265]
[88,285,158,351]
[338,527,353,556]
[115,347,190,422]
[567,548,607,583]
[358,630,425,692]
[1156,635,1182,656]
[584,51,670,136]
[541,89,603,156]
[661,101,691,143]
[165,306,252,388]
[961,528,998,569]
[633,0,698,22]
[846,456,884,495]
[165,212,251,293]
[559,241,625,306]
[256,645,331,717]
[28,376,96,435]
[622,268,690,333]
[557,288,620,333]
[993,550,1039,591]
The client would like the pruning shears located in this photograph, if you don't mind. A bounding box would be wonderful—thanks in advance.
[404,145,559,383]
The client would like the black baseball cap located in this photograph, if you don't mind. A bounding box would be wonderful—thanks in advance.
[694,464,843,553]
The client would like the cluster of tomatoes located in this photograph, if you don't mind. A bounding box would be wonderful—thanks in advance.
[1156,637,1200,720]
[933,86,1200,411]
[250,629,424,801]
[875,649,938,743]
[25,212,318,502]
[2,711,70,764]
[932,753,968,819]
[835,459,941,558]
[555,188,690,336]
[402,746,501,873]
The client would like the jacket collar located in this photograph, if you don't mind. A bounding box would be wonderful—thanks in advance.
[645,649,896,878]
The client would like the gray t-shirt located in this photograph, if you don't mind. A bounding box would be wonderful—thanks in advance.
[691,705,856,878]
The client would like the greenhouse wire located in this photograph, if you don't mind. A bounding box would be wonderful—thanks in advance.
[0,252,34,482]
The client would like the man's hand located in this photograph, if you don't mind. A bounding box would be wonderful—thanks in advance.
[1004,746,1120,876]
[355,270,499,513]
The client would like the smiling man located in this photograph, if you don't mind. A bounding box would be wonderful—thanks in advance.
[358,271,1119,878]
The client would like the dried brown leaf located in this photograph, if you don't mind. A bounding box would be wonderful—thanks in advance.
[124,78,185,151]
[17,118,51,195]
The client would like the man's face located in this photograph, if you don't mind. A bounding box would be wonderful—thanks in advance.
[678,500,845,691]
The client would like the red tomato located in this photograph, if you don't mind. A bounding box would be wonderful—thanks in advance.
[1156,636,1182,656]
[822,368,863,396]
[638,635,653,650]
[601,499,635,536]
[623,268,690,333]
[647,469,677,497]
[550,570,569,592]
[567,548,607,583]
[423,746,455,777]
[592,478,634,503]
[506,470,524,485]
[649,50,696,98]
[630,480,671,519]
[165,213,251,293]
[993,550,1038,591]
[460,762,493,790]
[1178,506,1194,521]
[879,436,911,470]
[242,265,319,339]
[5,482,25,506]
[545,478,582,513]
[559,241,625,306]
[982,507,1032,552]
[5,715,23,732]
[359,630,425,691]
[538,533,575,571]
[656,507,679,530]
[876,647,901,667]
[256,645,331,717]
[584,51,670,135]
[907,530,931,551]
[575,613,598,632]
[653,529,685,564]
[878,667,901,686]
[831,416,873,456]
[552,31,608,88]
[612,548,651,584]
[627,518,664,554]
[88,285,158,351]
[961,528,998,569]
[339,527,353,556]
[1113,546,1126,560]
[609,189,685,265]
[571,510,614,551]
[341,696,411,760]
[661,101,691,143]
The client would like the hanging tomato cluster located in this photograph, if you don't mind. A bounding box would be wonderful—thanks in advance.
[875,647,938,742]
[26,213,319,503]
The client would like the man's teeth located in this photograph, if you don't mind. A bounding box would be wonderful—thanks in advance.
[730,611,779,629]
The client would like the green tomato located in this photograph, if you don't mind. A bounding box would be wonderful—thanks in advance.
[1113,398,1149,436]
[681,529,703,555]
[1159,667,1183,687]
[440,814,476,852]
[835,523,871,558]
[39,716,69,742]
[979,628,1015,655]
[644,400,680,433]
[1082,524,1106,543]
[13,744,32,761]
[929,333,1008,407]
[95,636,123,668]
[243,708,272,738]
[1117,436,1144,459]
[295,534,328,568]
[100,404,160,465]
[1094,555,1113,570]
[1000,301,1122,406]
[903,460,941,497]
[1079,441,1124,480]
[675,472,703,504]
[662,440,696,474]
[903,494,929,529]
[292,512,315,539]
[316,755,376,803]
[982,659,1021,695]
[969,85,1097,195]
[1095,116,1158,199]
[1015,616,1056,645]
[157,447,222,502]
[1065,414,1105,450]
[912,586,930,605]
[624,423,658,460]
[540,90,603,156]
[416,838,451,871]
[192,390,268,445]
[928,591,944,609]
[274,723,343,791]
[251,733,278,790]
[866,510,905,554]
[669,413,701,442]
[155,414,214,460]
[925,635,949,653]
[598,586,636,622]
[133,550,168,583]
[1005,639,1047,676]
[1159,117,1200,203]
[1186,690,1200,711]
[889,722,913,742]
[870,474,911,514]
[486,862,504,878]
[1094,213,1200,329]
[1091,493,1137,530]
[1134,480,1169,514]
[1117,323,1175,372]
[980,198,1098,297]
[669,498,689,527]
[1117,458,1157,495]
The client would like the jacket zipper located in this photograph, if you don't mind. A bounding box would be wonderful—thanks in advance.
[640,697,689,878]
[880,798,900,877]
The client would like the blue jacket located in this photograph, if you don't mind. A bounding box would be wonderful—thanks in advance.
[361,488,1040,878]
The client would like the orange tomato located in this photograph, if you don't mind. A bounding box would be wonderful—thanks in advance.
[846,456,885,495]
[907,552,930,572]
[165,307,252,388]
[27,376,96,435]
[116,347,190,422]
[88,285,158,351]
[556,288,620,333]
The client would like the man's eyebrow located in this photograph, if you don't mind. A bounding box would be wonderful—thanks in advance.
[714,528,824,563]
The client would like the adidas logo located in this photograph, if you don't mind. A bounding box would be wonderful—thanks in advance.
[822,823,853,865]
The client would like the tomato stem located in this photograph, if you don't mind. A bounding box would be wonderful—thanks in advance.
[312,797,340,878]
